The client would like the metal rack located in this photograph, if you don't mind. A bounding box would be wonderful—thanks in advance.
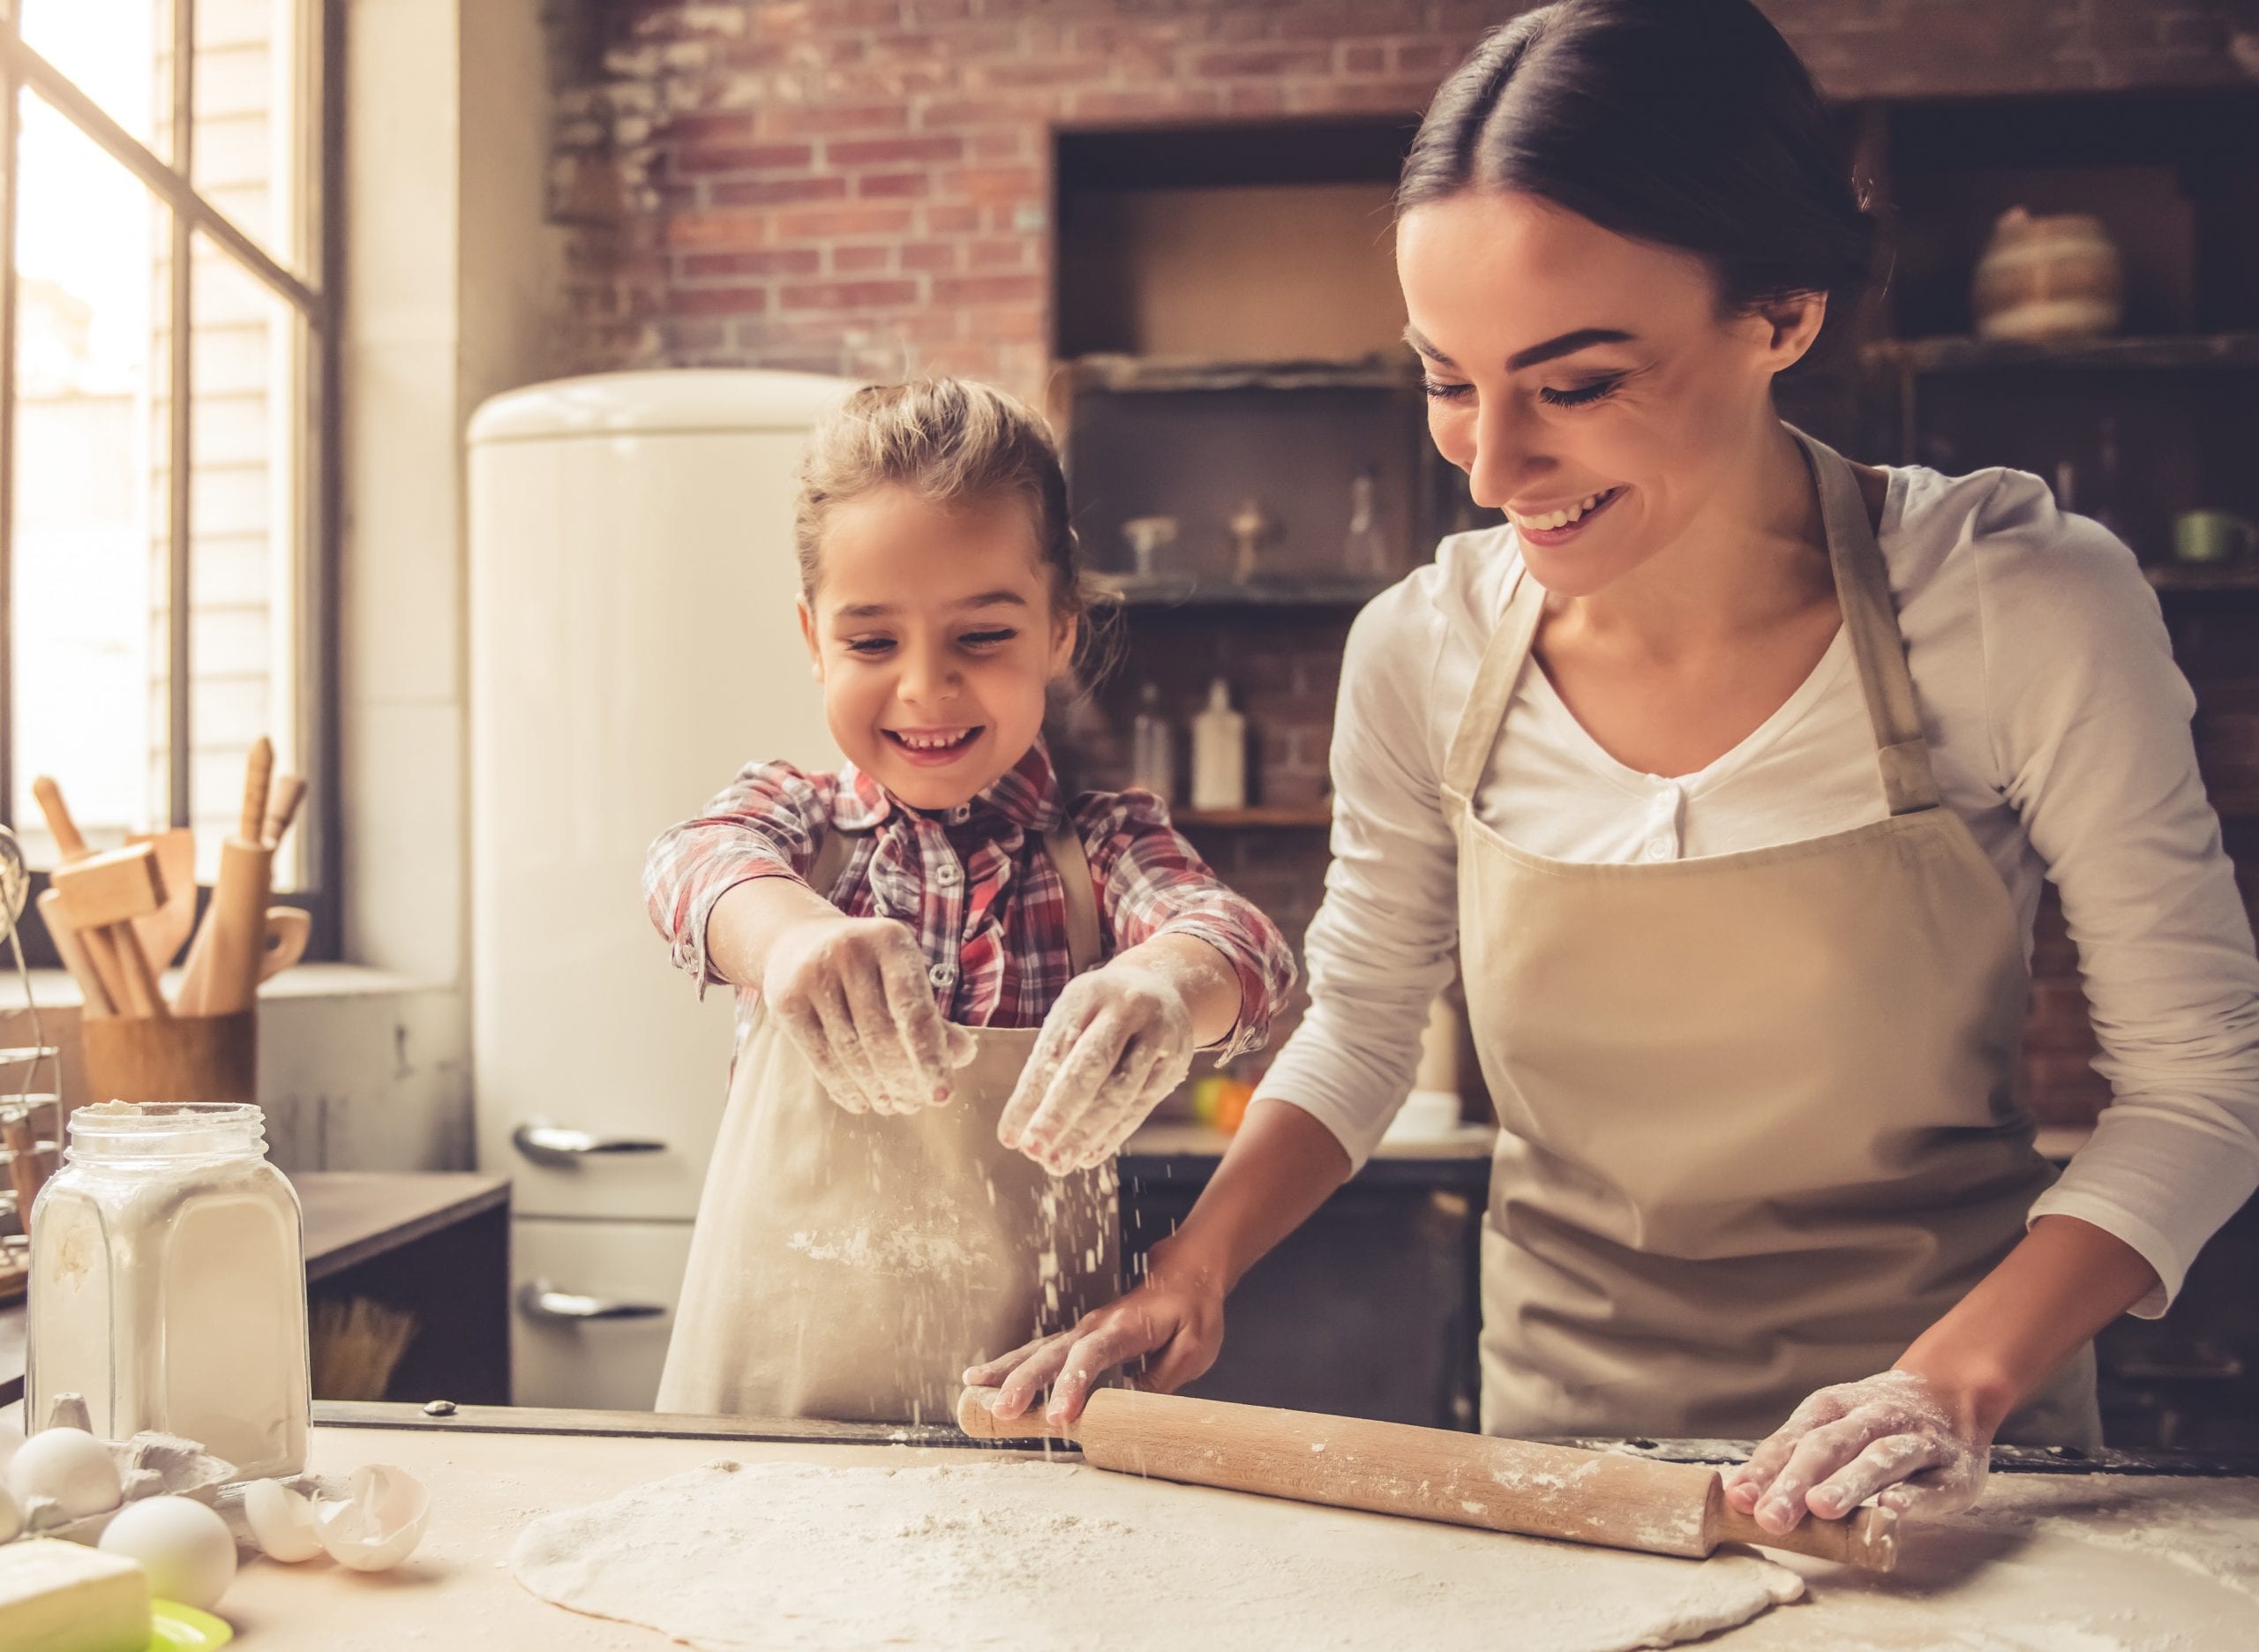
[1,822,57,1300]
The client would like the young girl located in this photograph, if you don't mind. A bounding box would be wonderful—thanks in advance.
[647,378,1295,1424]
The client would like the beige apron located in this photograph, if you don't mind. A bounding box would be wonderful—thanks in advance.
[1446,427,2099,1446]
[657,825,1120,1423]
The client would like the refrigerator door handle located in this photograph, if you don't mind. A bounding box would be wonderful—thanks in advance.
[516,1280,669,1323]
[512,1121,668,1166]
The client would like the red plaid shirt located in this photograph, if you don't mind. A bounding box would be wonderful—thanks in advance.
[646,743,1295,1062]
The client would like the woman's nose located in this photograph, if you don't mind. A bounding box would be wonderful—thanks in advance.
[1467,400,1544,512]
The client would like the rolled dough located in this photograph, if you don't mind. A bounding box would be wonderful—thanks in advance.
[509,1458,1802,1651]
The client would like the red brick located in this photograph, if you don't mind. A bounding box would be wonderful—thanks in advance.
[931,272,1043,306]
[923,203,982,233]
[899,240,961,273]
[665,285,769,317]
[1340,44,1387,75]
[664,112,760,145]
[856,170,933,199]
[679,248,822,279]
[826,134,965,167]
[1066,87,1227,122]
[1392,41,1458,75]
[774,204,918,239]
[966,237,1029,270]
[971,130,1026,161]
[756,103,913,139]
[941,164,1044,205]
[709,176,850,207]
[830,244,893,274]
[779,279,921,310]
[674,142,816,175]
[1191,48,1333,79]
[664,209,771,251]
[974,56,1107,88]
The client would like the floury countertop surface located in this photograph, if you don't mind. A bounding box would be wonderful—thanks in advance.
[178,1405,2259,1651]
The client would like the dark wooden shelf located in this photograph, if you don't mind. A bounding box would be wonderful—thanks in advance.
[1098,572,1396,609]
[1864,334,2259,375]
[1065,354,1419,394]
[2148,565,2259,593]
[1171,805,1332,829]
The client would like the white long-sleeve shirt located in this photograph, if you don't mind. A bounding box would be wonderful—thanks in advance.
[1256,462,2259,1318]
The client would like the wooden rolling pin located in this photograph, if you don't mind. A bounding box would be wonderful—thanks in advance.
[957,1387,1898,1573]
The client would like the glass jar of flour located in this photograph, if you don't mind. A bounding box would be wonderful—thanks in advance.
[26,1102,310,1479]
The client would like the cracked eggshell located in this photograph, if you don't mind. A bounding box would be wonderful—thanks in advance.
[98,1495,238,1611]
[315,1464,429,1572]
[4,1426,124,1519]
[242,1478,326,1563]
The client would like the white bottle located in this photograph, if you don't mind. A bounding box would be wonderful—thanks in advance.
[1190,678,1247,812]
[1131,682,1176,804]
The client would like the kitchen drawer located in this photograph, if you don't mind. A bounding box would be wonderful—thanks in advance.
[510,1217,693,1411]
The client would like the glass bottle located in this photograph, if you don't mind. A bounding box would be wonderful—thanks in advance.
[1343,467,1389,576]
[1131,683,1176,805]
[27,1102,310,1478]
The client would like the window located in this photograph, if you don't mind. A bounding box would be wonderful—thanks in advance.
[0,0,336,960]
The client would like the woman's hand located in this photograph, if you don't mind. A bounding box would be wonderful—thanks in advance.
[1722,1369,1993,1531]
[759,913,974,1115]
[961,1243,1225,1425]
[997,954,1198,1174]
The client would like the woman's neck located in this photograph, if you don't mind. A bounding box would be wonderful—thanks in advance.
[1552,417,1835,665]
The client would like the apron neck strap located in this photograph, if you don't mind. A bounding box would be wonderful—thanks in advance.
[807,818,1105,976]
[1439,426,1941,817]
[1790,424,1940,816]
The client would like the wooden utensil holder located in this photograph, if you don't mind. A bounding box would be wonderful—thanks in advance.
[80,1009,257,1105]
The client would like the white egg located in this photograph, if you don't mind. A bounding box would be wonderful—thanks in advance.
[241,1478,325,1563]
[4,1426,123,1518]
[99,1495,238,1611]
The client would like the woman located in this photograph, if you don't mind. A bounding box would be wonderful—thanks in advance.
[971,0,2259,1535]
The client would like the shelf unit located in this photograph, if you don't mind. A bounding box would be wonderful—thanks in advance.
[1170,805,1333,830]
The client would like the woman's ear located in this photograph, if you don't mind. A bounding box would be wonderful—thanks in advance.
[797,593,824,683]
[1752,291,1828,371]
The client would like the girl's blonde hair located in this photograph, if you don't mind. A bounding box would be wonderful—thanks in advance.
[794,378,1117,684]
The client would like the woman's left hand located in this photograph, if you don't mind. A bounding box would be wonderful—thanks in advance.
[999,956,1197,1175]
[1722,1369,1993,1532]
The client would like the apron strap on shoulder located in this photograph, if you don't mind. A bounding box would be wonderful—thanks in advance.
[1042,824,1105,976]
[807,823,859,902]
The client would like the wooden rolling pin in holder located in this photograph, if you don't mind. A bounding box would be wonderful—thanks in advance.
[957,1387,1898,1573]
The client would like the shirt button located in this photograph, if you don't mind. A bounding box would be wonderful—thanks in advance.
[929,962,957,988]
[947,805,972,825]
[934,862,962,888]
[1644,838,1671,861]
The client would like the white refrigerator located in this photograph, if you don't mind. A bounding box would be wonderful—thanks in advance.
[467,370,851,1408]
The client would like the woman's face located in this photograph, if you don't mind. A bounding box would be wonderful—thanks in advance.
[799,486,1075,812]
[1397,191,1822,597]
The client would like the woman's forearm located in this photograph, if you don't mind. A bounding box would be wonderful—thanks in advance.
[1156,1097,1356,1295]
[1896,1213,2159,1432]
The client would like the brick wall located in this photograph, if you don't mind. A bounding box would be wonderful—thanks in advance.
[544,0,2259,1128]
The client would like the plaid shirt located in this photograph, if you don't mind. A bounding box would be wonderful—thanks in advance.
[646,743,1295,1063]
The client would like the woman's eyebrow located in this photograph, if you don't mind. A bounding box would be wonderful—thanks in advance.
[1404,323,1636,372]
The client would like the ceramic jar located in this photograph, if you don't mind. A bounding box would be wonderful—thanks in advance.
[1971,207,2123,342]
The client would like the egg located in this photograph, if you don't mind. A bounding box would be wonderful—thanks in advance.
[241,1479,325,1563]
[315,1464,429,1572]
[4,1426,123,1518]
[98,1496,238,1611]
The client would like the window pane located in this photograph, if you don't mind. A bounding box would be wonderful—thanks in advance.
[8,93,172,868]
[191,0,307,278]
[187,236,305,890]
[17,0,173,161]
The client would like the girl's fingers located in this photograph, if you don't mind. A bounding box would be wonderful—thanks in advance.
[1020,1015,1130,1164]
[1807,1433,1942,1520]
[801,986,874,1114]
[840,956,915,1112]
[876,941,953,1104]
[1057,1040,1166,1172]
[997,1004,1081,1149]
[1730,1387,1849,1510]
[1753,1415,1877,1534]
[1044,1317,1162,1425]
[963,1334,1052,1389]
[993,1333,1078,1419]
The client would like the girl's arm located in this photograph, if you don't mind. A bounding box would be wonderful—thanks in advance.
[643,759,832,992]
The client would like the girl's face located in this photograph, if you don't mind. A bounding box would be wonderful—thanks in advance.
[1396,191,1825,597]
[799,486,1076,812]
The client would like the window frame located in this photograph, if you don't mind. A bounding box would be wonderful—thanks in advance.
[0,0,342,970]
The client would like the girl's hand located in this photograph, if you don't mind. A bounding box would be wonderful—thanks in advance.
[997,955,1197,1174]
[961,1244,1225,1426]
[760,914,975,1115]
[1722,1369,1993,1532]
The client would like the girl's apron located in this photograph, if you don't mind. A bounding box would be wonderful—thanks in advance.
[1445,427,2099,1446]
[657,824,1120,1423]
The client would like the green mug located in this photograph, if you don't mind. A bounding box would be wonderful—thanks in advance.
[2173,510,2258,566]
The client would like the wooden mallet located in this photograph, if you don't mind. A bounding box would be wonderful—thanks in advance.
[49,843,172,1021]
[957,1387,1898,1573]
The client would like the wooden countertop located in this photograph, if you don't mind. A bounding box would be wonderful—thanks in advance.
[0,1171,508,1409]
[201,1404,2258,1650]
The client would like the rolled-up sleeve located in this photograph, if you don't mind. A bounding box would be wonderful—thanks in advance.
[1981,491,2259,1317]
[1079,791,1296,1063]
[643,761,830,994]
[1252,575,1462,1169]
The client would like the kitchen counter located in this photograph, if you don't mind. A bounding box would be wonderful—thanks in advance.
[0,1171,509,1409]
[204,1402,2259,1649]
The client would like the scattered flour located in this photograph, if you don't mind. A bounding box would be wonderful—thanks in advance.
[508,1458,1801,1652]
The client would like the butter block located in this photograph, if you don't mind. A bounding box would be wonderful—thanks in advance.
[0,1538,153,1652]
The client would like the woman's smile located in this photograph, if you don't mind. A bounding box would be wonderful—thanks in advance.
[1508,484,1628,545]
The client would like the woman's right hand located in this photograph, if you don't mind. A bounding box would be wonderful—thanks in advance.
[960,1243,1226,1426]
[759,913,974,1115]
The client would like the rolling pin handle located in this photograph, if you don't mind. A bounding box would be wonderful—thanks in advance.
[1706,1486,1899,1573]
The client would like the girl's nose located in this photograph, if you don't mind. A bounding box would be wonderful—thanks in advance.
[897,645,959,706]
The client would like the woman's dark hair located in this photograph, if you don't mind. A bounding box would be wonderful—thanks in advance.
[1398,0,1879,313]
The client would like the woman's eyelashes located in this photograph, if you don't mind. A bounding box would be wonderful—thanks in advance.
[1419,374,1626,409]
